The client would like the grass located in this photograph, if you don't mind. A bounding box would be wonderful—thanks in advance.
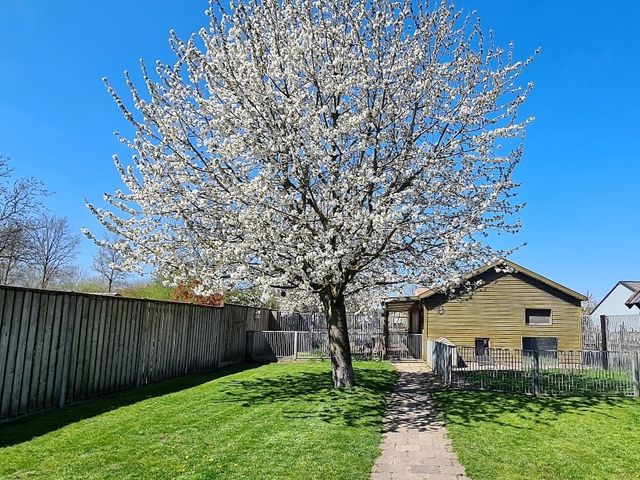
[434,387,640,480]
[0,361,396,480]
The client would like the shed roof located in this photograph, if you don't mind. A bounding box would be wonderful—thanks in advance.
[384,258,587,311]
[414,259,587,302]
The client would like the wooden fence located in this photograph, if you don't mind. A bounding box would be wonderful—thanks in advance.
[582,315,640,352]
[271,312,382,333]
[0,285,254,422]
[427,339,640,397]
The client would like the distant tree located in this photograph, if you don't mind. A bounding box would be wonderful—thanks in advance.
[91,232,130,292]
[28,214,81,289]
[0,156,47,283]
[90,0,533,387]
[582,290,598,316]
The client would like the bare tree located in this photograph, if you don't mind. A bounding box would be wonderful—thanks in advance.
[582,290,598,316]
[28,214,81,289]
[0,156,47,283]
[91,232,129,292]
[0,226,30,284]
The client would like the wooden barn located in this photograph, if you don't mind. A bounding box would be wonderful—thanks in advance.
[384,259,587,353]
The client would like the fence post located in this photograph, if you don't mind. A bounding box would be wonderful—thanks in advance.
[532,350,541,396]
[600,315,609,370]
[245,331,254,361]
[632,352,640,398]
[446,345,453,385]
[293,331,298,360]
[382,308,389,360]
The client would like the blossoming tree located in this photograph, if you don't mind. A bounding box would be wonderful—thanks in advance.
[88,0,533,387]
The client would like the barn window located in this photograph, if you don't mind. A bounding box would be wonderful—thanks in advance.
[525,308,552,325]
[522,336,558,352]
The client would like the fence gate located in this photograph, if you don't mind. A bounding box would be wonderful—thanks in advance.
[387,333,422,361]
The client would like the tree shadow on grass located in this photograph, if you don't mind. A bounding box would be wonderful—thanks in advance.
[212,363,397,428]
[432,372,635,430]
[0,363,257,449]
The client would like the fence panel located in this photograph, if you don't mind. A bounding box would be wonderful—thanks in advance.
[0,285,251,422]
[387,333,422,361]
[583,314,640,351]
[248,330,387,361]
[429,340,639,397]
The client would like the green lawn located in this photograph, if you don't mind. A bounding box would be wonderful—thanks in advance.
[0,361,396,480]
[435,388,640,480]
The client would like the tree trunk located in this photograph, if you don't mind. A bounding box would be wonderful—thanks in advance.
[321,292,356,388]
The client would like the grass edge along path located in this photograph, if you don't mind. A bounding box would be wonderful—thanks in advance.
[0,361,397,480]
[434,387,640,480]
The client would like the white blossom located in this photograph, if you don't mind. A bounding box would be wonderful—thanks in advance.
[86,0,533,386]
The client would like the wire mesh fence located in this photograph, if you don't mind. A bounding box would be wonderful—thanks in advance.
[247,331,422,362]
[428,340,640,397]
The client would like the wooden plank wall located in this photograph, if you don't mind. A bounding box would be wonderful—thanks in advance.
[0,285,255,421]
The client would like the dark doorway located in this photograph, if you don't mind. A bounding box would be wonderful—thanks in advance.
[475,338,490,356]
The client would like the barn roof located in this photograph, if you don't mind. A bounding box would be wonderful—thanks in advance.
[384,259,587,312]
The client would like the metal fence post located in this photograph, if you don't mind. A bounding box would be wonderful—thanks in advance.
[293,331,298,360]
[382,311,389,360]
[445,345,452,386]
[600,315,609,370]
[632,352,640,398]
[532,350,541,396]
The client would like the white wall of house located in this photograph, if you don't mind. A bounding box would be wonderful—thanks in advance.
[591,283,640,317]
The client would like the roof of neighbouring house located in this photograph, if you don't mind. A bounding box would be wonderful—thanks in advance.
[590,280,640,314]
[626,289,640,308]
[384,259,587,310]
[620,281,640,291]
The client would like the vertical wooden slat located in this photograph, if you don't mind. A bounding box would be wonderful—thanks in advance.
[81,297,98,400]
[36,294,56,410]
[50,295,69,409]
[124,300,139,388]
[44,294,64,409]
[1,289,23,419]
[90,299,106,397]
[65,295,83,403]
[114,298,128,390]
[75,296,90,401]
[135,301,150,387]
[28,293,48,412]
[100,298,120,394]
[58,294,77,408]
[19,291,40,415]
[9,290,33,417]
[0,289,13,419]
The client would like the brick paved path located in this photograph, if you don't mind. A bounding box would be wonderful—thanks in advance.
[371,363,469,480]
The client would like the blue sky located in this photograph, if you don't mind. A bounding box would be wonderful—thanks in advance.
[0,1,638,300]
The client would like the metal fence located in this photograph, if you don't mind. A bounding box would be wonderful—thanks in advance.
[427,339,640,397]
[247,331,422,362]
